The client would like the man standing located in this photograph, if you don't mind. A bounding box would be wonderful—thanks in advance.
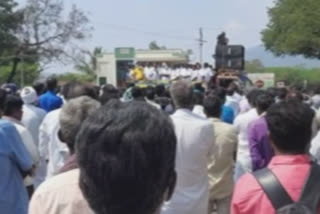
[233,89,262,181]
[203,95,238,214]
[20,86,47,188]
[162,80,215,214]
[39,77,63,112]
[231,100,318,214]
[2,95,39,196]
[248,92,274,171]
[0,89,33,214]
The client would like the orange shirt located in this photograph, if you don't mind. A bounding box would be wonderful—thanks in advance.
[231,155,320,214]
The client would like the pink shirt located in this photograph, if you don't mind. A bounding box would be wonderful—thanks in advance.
[231,155,320,214]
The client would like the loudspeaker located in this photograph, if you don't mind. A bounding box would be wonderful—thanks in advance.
[215,45,245,70]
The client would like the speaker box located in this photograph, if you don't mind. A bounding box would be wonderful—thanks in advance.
[215,45,245,70]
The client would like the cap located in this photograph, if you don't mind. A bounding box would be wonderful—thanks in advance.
[20,87,38,104]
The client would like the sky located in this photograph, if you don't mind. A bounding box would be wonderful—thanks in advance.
[17,0,275,71]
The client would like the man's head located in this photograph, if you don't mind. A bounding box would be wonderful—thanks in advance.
[100,84,119,105]
[46,77,58,91]
[65,82,98,101]
[209,87,226,104]
[247,89,263,108]
[145,86,156,101]
[131,87,144,101]
[76,101,177,214]
[170,80,193,109]
[33,81,46,96]
[20,87,38,105]
[59,96,100,154]
[0,89,7,114]
[255,92,275,115]
[277,88,288,101]
[203,95,222,118]
[266,100,314,155]
[3,95,24,121]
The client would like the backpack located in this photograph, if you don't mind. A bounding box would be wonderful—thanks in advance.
[253,163,320,214]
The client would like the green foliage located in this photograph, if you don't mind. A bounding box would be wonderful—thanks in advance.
[56,73,96,83]
[0,0,22,57]
[249,66,320,87]
[0,63,39,86]
[262,0,320,58]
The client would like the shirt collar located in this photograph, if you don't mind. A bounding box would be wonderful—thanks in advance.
[2,116,24,126]
[269,154,310,166]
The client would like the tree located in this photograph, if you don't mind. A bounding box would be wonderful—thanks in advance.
[74,47,103,75]
[149,41,166,50]
[0,0,22,57]
[262,0,320,59]
[245,59,265,73]
[5,0,92,83]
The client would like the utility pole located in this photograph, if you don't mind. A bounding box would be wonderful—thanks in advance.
[197,28,207,65]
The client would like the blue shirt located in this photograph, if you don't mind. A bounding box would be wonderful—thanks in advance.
[39,91,63,112]
[221,105,235,124]
[0,120,33,214]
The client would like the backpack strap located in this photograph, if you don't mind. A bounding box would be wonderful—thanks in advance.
[299,162,320,213]
[253,168,293,210]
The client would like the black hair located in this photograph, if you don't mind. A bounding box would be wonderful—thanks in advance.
[247,89,263,107]
[33,81,46,96]
[155,84,165,97]
[266,100,314,154]
[193,91,204,105]
[0,89,7,112]
[4,95,23,116]
[209,87,226,103]
[145,86,155,101]
[46,77,58,91]
[76,101,177,214]
[100,84,119,105]
[255,92,275,114]
[266,87,278,98]
[131,87,144,100]
[203,95,222,118]
[277,88,288,100]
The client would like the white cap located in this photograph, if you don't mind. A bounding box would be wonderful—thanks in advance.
[20,87,38,104]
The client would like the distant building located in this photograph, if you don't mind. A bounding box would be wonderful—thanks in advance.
[95,48,189,87]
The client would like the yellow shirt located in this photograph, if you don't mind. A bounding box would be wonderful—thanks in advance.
[130,67,144,81]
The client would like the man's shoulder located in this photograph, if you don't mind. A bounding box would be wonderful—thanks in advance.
[42,108,61,121]
[233,172,263,203]
[214,120,237,133]
[34,169,80,196]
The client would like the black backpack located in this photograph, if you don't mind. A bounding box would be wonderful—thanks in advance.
[253,163,320,214]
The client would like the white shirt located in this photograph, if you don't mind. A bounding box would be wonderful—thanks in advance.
[22,104,47,188]
[144,66,157,80]
[192,105,206,118]
[226,95,240,117]
[3,116,39,186]
[39,109,69,179]
[29,169,93,214]
[233,108,259,173]
[162,109,215,214]
[310,131,320,161]
[239,97,251,115]
[312,94,320,110]
[22,104,46,147]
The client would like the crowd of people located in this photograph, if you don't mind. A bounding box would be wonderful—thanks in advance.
[1,76,320,214]
[129,62,214,83]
